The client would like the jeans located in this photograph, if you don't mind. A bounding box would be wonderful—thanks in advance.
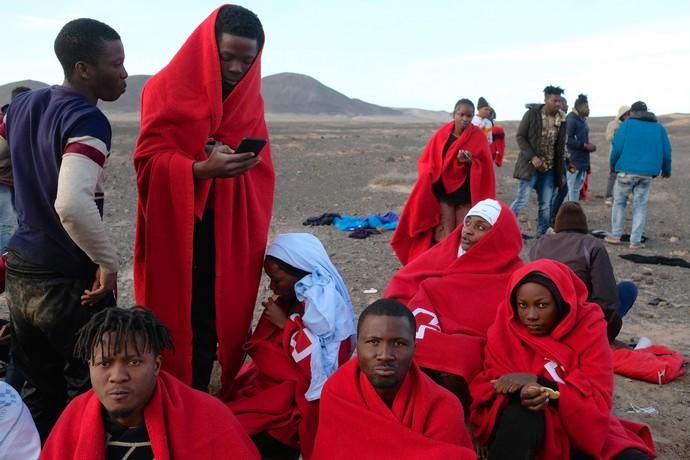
[510,171,555,236]
[0,183,17,251]
[566,169,587,202]
[605,171,617,198]
[617,281,638,318]
[611,174,652,244]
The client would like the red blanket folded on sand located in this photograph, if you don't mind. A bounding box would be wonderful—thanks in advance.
[391,122,496,265]
[312,358,476,460]
[613,345,688,384]
[133,7,275,387]
[385,201,523,381]
[41,371,259,459]
[470,260,655,459]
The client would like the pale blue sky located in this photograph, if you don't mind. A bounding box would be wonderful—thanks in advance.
[4,0,690,118]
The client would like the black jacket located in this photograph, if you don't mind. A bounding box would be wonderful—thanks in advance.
[512,105,566,186]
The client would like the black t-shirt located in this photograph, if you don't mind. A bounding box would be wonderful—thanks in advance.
[432,133,472,205]
[104,415,154,460]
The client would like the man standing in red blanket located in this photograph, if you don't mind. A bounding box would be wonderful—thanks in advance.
[133,5,275,392]
[42,307,260,459]
[312,299,476,459]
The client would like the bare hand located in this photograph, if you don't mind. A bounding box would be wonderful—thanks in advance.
[662,172,671,179]
[520,384,550,411]
[491,372,538,394]
[531,156,544,171]
[568,164,577,173]
[81,268,117,306]
[584,143,597,152]
[193,144,259,179]
[262,297,288,329]
[457,150,472,163]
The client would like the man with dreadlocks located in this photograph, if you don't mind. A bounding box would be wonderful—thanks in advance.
[42,307,260,459]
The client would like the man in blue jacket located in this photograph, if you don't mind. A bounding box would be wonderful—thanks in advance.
[565,94,596,202]
[606,101,672,249]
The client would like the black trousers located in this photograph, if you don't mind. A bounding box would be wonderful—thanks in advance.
[251,432,301,460]
[5,251,114,442]
[191,210,218,391]
[489,401,651,460]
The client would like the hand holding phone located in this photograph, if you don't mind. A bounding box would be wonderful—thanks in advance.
[235,137,267,156]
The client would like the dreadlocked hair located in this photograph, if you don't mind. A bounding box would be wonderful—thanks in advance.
[543,85,565,96]
[574,93,588,109]
[74,306,173,363]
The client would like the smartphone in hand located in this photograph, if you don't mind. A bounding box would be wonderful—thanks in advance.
[235,137,267,156]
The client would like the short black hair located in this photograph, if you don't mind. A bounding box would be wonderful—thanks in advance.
[544,85,565,96]
[357,299,416,338]
[75,307,173,363]
[11,86,31,100]
[215,5,265,50]
[574,94,588,109]
[453,98,475,114]
[54,18,121,78]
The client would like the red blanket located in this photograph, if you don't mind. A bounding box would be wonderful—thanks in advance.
[613,345,688,384]
[470,260,655,459]
[41,371,259,459]
[491,125,505,166]
[312,358,476,459]
[391,122,495,265]
[133,7,274,387]
[385,201,523,380]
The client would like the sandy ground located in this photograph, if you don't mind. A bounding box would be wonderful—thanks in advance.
[2,114,688,457]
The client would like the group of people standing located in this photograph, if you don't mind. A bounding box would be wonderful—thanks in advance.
[0,3,671,460]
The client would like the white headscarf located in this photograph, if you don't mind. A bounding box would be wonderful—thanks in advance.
[266,233,356,401]
[457,199,502,257]
[0,382,41,459]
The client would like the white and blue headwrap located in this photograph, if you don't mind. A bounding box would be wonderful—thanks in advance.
[266,233,356,401]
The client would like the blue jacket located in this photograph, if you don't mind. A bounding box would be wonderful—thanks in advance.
[566,111,591,170]
[611,114,672,177]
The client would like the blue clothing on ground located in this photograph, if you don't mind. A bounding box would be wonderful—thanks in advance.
[565,111,591,170]
[334,212,398,232]
[617,280,638,318]
[5,86,111,278]
[611,115,672,177]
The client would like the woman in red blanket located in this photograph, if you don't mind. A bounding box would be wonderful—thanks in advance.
[391,98,496,265]
[226,233,356,460]
[470,259,655,460]
[133,5,274,391]
[385,199,523,411]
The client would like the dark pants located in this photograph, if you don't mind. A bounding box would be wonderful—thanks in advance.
[191,210,218,391]
[5,251,114,442]
[489,401,651,460]
[251,432,301,460]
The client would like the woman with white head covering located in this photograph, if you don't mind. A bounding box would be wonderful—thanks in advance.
[385,199,524,413]
[226,233,355,460]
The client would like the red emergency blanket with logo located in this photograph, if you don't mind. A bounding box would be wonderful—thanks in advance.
[312,358,476,460]
[133,7,275,387]
[391,122,496,265]
[385,201,523,381]
[470,260,655,459]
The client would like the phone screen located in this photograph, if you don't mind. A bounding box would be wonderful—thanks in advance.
[235,137,267,156]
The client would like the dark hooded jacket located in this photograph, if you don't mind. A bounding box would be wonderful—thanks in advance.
[513,104,566,186]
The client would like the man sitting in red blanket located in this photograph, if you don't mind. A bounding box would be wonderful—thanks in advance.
[312,299,476,460]
[391,98,496,265]
[133,5,274,392]
[470,260,655,459]
[385,199,523,411]
[42,307,259,459]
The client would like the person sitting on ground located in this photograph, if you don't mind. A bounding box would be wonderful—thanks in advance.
[385,199,523,412]
[312,299,476,459]
[41,307,260,459]
[391,98,496,265]
[470,259,655,460]
[530,202,637,343]
[226,233,356,460]
[0,381,40,459]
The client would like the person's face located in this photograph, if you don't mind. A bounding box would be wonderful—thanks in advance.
[357,315,415,393]
[90,332,161,427]
[543,94,562,115]
[87,39,128,102]
[264,258,301,301]
[478,106,491,118]
[218,33,258,90]
[453,104,474,132]
[515,282,559,336]
[460,215,492,252]
[579,103,590,117]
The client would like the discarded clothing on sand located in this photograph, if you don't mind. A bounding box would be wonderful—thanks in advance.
[334,212,399,232]
[613,345,688,384]
[302,213,342,226]
[619,254,690,269]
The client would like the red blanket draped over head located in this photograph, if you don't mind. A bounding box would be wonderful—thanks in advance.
[385,201,523,381]
[133,7,274,387]
[41,371,260,459]
[470,260,655,459]
[391,122,496,265]
[312,358,476,460]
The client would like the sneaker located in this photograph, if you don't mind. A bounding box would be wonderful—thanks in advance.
[629,242,646,250]
[605,236,621,245]
[605,197,613,206]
